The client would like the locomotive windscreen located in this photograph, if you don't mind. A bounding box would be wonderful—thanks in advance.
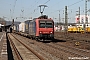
[39,20,53,28]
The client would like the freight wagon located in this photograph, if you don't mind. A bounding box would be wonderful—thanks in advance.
[24,20,32,37]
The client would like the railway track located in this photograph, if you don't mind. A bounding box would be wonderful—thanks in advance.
[46,42,90,57]
[10,33,90,60]
[8,34,23,60]
[7,33,44,60]
[11,33,60,60]
[12,33,68,60]
[55,32,90,46]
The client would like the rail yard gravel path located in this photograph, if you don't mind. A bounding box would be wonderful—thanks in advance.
[10,33,90,60]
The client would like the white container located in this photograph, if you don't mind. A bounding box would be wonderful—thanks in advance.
[13,25,16,31]
[19,22,25,32]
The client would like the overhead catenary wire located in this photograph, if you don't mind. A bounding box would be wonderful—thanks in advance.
[27,0,51,17]
[11,0,17,19]
[44,0,50,4]
[15,0,41,19]
[26,0,42,16]
[48,0,84,15]
[15,0,84,19]
[68,0,84,7]
[32,0,50,12]
[47,0,63,9]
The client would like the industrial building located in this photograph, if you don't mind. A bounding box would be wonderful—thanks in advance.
[75,15,90,24]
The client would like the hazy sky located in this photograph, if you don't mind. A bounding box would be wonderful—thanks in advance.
[0,0,90,23]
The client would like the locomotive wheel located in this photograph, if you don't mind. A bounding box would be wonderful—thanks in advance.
[31,37,34,40]
[36,38,38,41]
[51,37,54,40]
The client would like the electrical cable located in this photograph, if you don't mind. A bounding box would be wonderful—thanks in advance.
[68,0,84,7]
[48,0,84,15]
[44,0,50,4]
[11,0,17,19]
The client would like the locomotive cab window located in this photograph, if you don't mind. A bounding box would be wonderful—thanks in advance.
[46,21,53,28]
[39,21,45,28]
[39,20,53,28]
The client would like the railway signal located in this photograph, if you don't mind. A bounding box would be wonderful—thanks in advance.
[76,7,80,24]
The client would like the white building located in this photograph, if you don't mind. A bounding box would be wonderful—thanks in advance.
[75,15,90,24]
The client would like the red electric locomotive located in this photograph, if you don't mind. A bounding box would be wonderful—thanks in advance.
[29,15,54,41]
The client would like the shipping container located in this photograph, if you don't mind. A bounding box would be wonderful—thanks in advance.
[19,22,25,32]
[13,25,17,31]
[16,24,19,32]
[29,20,36,36]
[24,20,32,34]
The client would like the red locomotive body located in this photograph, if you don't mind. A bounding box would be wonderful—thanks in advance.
[35,15,54,40]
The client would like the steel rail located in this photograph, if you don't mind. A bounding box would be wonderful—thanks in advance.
[10,33,44,60]
[55,43,90,53]
[7,34,23,60]
[45,43,88,57]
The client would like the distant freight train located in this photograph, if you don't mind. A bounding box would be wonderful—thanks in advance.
[13,15,54,41]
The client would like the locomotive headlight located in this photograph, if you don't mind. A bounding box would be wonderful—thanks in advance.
[50,32,53,33]
[39,31,42,33]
